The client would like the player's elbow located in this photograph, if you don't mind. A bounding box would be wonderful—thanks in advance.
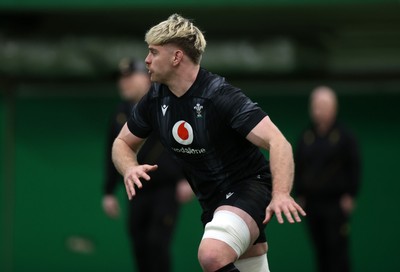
[269,133,291,152]
[284,137,293,151]
[111,138,123,164]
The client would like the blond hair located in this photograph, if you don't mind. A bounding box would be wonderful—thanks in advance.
[145,14,206,64]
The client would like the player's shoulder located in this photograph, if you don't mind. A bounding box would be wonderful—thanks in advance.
[196,68,240,99]
[137,83,165,106]
[146,83,162,99]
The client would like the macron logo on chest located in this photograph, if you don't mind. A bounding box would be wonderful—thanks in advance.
[161,105,168,116]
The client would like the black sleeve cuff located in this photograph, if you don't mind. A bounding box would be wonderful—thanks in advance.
[236,109,268,137]
[127,119,151,139]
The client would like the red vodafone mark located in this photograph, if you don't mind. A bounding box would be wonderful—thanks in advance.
[172,121,193,145]
[178,122,189,140]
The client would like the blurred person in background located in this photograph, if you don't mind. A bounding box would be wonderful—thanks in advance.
[295,86,361,272]
[102,58,193,272]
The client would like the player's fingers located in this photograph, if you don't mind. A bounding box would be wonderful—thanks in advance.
[289,205,302,223]
[294,202,307,216]
[282,206,295,224]
[125,176,137,197]
[132,177,143,189]
[274,207,284,224]
[129,178,137,196]
[263,206,273,224]
[124,181,133,200]
[143,164,158,172]
[293,201,307,216]
[139,171,151,181]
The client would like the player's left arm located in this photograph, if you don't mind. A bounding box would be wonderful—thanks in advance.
[246,116,306,224]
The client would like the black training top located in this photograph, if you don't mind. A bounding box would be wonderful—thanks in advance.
[103,101,184,195]
[127,68,271,203]
[294,122,361,201]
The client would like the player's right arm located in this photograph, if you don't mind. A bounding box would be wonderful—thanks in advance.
[112,123,158,200]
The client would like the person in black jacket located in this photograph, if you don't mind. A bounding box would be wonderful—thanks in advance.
[295,86,361,272]
[102,58,193,272]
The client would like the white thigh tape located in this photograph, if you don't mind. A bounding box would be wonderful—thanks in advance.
[202,210,251,257]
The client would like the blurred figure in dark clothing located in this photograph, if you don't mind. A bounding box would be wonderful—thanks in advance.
[102,58,193,272]
[295,86,361,272]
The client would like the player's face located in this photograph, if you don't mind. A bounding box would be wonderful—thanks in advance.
[145,45,174,83]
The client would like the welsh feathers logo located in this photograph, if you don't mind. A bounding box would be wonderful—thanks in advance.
[172,121,193,145]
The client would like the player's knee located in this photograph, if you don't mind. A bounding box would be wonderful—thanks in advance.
[198,245,224,272]
[199,242,239,272]
[202,210,251,257]
[199,210,252,271]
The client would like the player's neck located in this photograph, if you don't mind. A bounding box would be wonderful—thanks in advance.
[167,65,200,97]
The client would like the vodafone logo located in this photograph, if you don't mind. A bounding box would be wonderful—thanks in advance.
[172,121,194,145]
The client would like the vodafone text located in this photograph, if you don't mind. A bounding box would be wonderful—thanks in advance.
[171,147,206,155]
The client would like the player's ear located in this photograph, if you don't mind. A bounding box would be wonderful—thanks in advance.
[172,50,184,66]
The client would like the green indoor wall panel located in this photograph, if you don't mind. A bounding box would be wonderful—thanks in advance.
[0,94,3,187]
[4,82,400,272]
[12,95,133,272]
[0,94,4,266]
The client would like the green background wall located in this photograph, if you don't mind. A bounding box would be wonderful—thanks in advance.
[1,81,399,271]
[0,94,4,262]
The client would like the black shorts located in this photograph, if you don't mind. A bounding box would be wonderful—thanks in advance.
[200,177,272,244]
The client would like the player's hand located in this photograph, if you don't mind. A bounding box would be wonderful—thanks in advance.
[102,195,120,219]
[124,164,158,200]
[296,196,306,209]
[264,192,306,224]
[176,180,194,203]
